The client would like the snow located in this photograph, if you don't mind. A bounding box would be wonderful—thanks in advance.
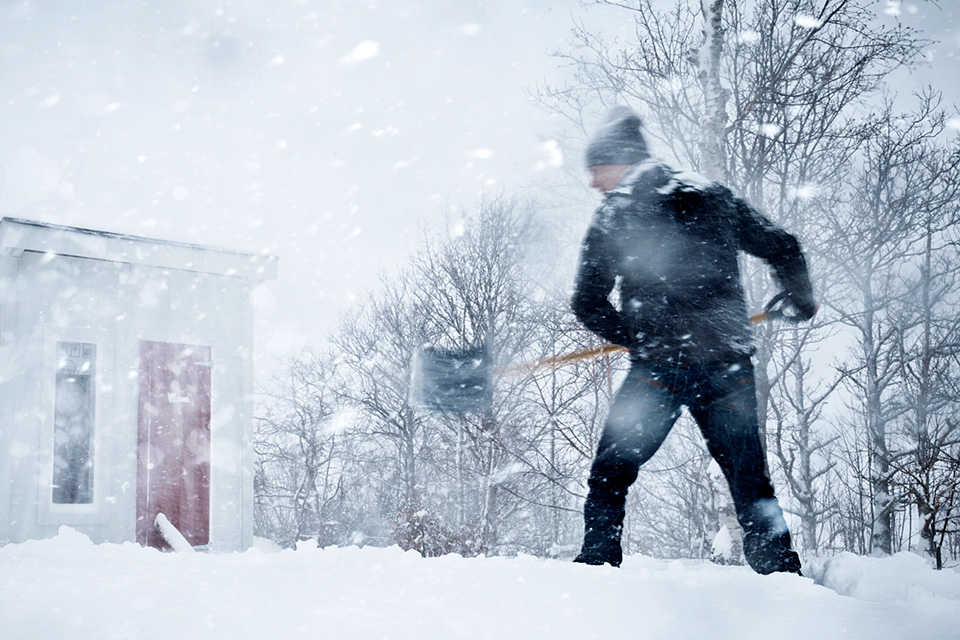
[2,528,958,640]
[711,524,733,560]
[794,14,823,29]
[153,513,196,554]
[340,41,382,66]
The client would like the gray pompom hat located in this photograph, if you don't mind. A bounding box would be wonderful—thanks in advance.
[584,106,650,168]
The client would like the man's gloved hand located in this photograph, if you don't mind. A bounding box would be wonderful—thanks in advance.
[786,291,817,321]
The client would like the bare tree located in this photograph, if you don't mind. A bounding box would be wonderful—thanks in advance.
[333,273,432,514]
[830,93,958,555]
[406,196,544,551]
[254,347,347,547]
[884,102,960,566]
[515,292,627,553]
[769,327,843,554]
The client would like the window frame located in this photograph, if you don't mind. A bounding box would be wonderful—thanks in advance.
[37,325,111,526]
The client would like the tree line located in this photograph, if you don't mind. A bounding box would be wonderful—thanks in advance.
[254,0,960,568]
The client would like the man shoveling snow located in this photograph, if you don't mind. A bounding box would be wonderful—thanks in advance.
[571,106,816,575]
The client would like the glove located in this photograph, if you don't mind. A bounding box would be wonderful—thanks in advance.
[786,291,817,321]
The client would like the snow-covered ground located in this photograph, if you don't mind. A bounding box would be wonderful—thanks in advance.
[2,528,958,639]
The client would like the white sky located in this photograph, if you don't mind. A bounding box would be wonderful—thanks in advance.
[0,0,956,360]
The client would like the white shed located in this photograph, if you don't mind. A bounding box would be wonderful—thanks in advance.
[0,218,276,551]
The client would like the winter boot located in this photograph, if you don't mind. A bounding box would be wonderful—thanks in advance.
[573,520,624,567]
[573,545,622,567]
[740,500,803,575]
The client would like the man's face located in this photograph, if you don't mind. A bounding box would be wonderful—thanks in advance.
[588,164,631,193]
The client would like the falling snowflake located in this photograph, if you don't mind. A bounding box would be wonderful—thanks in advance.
[467,149,493,160]
[790,183,819,200]
[795,14,822,29]
[340,40,380,65]
[534,140,564,171]
[760,123,782,138]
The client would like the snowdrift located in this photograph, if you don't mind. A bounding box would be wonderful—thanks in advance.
[1,527,957,639]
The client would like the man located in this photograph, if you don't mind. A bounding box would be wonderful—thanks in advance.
[571,106,816,575]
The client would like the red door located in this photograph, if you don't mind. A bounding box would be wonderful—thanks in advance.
[136,341,212,550]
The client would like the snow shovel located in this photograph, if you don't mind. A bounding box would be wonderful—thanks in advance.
[412,293,808,412]
[413,343,493,412]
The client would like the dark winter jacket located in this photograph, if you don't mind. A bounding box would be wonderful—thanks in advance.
[572,160,814,364]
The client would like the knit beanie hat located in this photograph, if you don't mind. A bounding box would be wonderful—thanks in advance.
[584,106,650,168]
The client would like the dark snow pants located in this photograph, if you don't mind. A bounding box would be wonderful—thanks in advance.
[576,357,802,575]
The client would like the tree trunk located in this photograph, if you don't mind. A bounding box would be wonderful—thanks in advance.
[698,0,728,182]
[863,299,894,555]
[479,406,500,553]
[698,0,744,564]
[403,408,418,506]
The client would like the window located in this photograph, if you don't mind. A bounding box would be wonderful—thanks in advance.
[52,341,97,505]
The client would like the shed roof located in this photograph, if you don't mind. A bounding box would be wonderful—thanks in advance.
[0,217,277,281]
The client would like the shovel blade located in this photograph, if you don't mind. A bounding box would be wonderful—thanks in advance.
[414,344,493,412]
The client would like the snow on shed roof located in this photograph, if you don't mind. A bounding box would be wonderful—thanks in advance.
[0,217,277,281]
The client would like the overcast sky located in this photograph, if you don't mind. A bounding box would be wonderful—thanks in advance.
[1,0,956,360]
